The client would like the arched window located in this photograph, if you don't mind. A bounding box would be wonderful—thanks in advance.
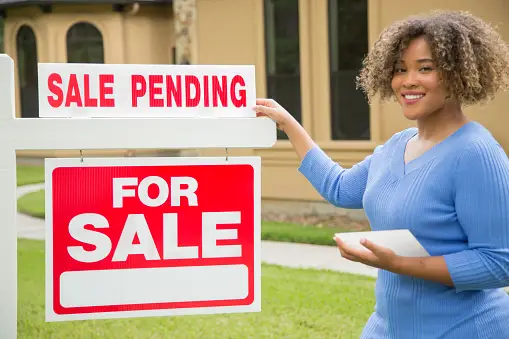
[16,25,39,118]
[66,22,104,63]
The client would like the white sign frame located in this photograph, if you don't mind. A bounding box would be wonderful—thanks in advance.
[0,54,275,338]
[45,156,261,322]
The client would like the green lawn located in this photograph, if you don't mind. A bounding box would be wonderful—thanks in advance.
[17,189,45,219]
[18,238,376,338]
[17,164,46,186]
[261,220,348,246]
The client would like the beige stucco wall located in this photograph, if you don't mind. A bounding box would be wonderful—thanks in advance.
[122,5,174,65]
[3,0,509,207]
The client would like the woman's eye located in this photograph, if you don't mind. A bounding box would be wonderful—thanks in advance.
[394,68,406,73]
[420,66,433,72]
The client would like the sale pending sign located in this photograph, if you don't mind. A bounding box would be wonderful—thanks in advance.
[45,156,261,322]
[37,63,256,118]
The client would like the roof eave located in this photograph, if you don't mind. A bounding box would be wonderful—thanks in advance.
[0,0,172,10]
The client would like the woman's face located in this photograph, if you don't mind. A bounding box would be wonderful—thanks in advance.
[391,36,449,121]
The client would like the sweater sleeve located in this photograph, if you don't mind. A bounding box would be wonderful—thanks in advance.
[297,144,383,209]
[444,139,509,292]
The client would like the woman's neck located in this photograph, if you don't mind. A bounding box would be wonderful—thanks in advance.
[416,103,469,142]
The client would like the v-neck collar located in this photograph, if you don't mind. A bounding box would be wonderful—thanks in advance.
[390,122,476,181]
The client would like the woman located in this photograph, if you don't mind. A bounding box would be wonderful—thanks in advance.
[253,10,509,339]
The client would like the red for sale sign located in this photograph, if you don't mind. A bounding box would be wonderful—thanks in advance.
[44,156,261,322]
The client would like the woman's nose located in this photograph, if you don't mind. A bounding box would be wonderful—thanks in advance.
[402,71,419,88]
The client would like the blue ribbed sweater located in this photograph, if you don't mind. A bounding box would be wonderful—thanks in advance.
[298,121,509,339]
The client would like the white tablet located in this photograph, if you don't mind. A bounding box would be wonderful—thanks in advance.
[334,229,430,257]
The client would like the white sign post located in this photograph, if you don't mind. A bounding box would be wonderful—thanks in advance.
[0,54,275,338]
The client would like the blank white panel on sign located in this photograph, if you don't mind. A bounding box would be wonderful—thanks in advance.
[37,63,256,118]
[60,265,249,308]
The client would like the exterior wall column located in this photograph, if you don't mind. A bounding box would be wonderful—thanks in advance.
[173,0,197,65]
[172,0,198,156]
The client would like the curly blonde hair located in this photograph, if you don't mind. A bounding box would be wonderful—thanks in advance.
[356,10,509,106]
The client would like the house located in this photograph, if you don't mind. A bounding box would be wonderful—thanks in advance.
[1,0,508,217]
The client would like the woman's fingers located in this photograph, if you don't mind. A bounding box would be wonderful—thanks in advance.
[252,104,278,117]
[255,98,271,106]
[256,112,274,120]
[255,98,277,107]
[253,98,289,132]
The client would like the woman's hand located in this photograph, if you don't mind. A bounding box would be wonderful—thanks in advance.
[252,98,316,160]
[252,98,297,133]
[333,236,402,271]
[334,236,455,286]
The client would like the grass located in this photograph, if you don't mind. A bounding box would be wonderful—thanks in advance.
[18,238,376,338]
[262,220,347,246]
[16,164,46,186]
[17,189,45,219]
